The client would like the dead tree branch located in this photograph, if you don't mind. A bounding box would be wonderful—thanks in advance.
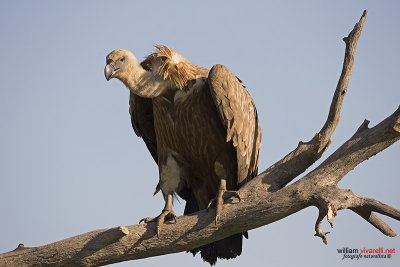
[253,10,367,192]
[1,9,399,267]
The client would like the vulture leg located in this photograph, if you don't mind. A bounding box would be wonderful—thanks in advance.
[207,178,241,224]
[139,193,176,238]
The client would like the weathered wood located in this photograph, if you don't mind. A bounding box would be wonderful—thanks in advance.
[252,10,367,191]
[1,9,399,267]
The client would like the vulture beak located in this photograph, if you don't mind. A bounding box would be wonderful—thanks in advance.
[104,64,114,81]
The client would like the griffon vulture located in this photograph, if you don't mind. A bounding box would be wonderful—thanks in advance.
[104,45,261,265]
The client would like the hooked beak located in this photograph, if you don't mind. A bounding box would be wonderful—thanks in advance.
[105,62,120,81]
[104,64,114,81]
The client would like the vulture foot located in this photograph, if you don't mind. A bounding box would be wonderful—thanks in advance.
[207,179,241,224]
[139,210,176,238]
[139,193,176,238]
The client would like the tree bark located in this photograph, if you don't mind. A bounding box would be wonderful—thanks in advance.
[1,9,399,267]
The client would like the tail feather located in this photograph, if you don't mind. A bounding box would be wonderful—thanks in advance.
[188,231,247,265]
[198,233,243,265]
[182,189,245,265]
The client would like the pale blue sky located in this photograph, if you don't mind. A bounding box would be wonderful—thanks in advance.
[1,1,399,266]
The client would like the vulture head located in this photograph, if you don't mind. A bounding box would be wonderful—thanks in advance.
[104,49,170,98]
[104,49,140,82]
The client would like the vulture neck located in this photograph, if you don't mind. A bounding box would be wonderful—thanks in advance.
[123,64,171,98]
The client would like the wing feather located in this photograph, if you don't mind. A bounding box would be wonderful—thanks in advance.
[208,64,262,185]
[128,92,158,163]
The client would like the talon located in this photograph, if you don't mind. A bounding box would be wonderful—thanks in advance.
[139,217,155,224]
[207,198,216,210]
[212,178,241,224]
[156,221,162,238]
[223,191,241,203]
[144,193,176,237]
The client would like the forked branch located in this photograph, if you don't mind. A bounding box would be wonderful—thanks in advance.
[1,9,399,267]
[251,10,368,192]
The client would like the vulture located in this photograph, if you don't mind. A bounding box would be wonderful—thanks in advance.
[104,45,261,265]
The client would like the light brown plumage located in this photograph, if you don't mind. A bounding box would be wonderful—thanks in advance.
[105,45,261,265]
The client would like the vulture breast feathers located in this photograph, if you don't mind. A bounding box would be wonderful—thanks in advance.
[105,45,261,265]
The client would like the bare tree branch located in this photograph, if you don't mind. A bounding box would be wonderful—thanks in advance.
[351,210,397,237]
[1,9,398,267]
[1,105,398,266]
[1,110,398,265]
[306,106,400,186]
[314,207,332,245]
[254,10,367,191]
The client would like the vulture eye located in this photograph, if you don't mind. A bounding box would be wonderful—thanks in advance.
[120,57,125,62]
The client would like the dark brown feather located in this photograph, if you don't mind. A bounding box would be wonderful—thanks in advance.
[128,47,261,265]
[128,92,158,163]
[208,64,262,185]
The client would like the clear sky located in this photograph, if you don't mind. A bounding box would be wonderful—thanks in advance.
[0,1,399,266]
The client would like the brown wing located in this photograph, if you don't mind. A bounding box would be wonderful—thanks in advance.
[128,92,158,163]
[208,64,262,186]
